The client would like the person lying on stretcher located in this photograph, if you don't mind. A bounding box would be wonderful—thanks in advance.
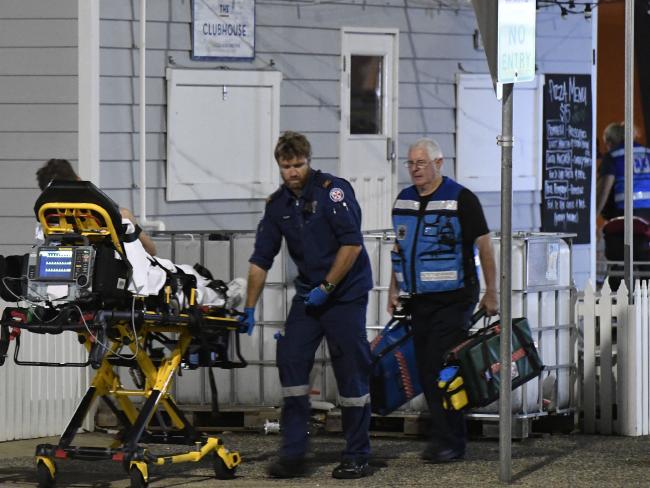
[119,217,246,309]
[11,158,247,309]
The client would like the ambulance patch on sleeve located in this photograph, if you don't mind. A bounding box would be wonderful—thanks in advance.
[329,188,345,202]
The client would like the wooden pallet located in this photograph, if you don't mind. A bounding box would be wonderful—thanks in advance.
[176,404,280,431]
[325,409,429,437]
[95,404,280,432]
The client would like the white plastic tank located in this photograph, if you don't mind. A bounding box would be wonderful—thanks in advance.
[473,232,575,415]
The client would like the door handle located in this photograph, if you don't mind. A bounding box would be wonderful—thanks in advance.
[386,137,396,162]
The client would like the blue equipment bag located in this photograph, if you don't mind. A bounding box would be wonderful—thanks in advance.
[369,319,422,416]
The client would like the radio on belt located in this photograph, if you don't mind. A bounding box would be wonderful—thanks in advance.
[27,245,96,301]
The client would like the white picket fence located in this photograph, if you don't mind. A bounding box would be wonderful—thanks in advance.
[0,300,92,442]
[578,278,650,435]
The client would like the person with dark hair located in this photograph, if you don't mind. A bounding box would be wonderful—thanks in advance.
[35,158,157,256]
[36,158,79,191]
[388,138,497,464]
[242,131,374,479]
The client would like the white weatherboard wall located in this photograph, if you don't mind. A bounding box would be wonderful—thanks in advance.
[0,0,79,257]
[0,2,593,283]
[0,2,594,438]
[0,0,92,441]
[91,1,591,230]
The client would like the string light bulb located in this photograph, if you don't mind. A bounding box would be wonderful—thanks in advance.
[584,3,592,18]
[560,6,568,17]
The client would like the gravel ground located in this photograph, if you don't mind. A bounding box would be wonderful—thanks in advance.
[2,431,650,487]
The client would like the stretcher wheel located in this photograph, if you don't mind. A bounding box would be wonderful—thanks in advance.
[213,454,236,480]
[129,467,148,488]
[36,460,56,488]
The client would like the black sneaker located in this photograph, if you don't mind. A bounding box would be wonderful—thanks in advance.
[332,460,372,479]
[267,457,307,478]
[421,445,465,463]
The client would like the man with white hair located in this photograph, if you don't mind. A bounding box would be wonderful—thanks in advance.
[387,138,497,463]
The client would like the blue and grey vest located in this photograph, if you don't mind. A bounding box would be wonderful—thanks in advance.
[612,144,650,209]
[391,177,466,294]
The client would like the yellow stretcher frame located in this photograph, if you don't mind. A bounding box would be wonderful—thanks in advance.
[30,301,243,488]
[38,202,125,253]
[18,196,245,488]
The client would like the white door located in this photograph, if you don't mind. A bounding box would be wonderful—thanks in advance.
[339,28,399,231]
[456,74,543,192]
[166,69,282,201]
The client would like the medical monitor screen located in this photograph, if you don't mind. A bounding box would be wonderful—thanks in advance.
[37,248,74,281]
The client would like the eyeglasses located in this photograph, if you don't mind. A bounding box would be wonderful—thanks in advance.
[403,159,434,169]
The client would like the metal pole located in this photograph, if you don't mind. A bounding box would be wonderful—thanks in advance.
[498,82,514,483]
[139,0,147,224]
[624,0,634,297]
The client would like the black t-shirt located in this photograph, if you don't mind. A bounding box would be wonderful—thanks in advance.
[415,188,489,304]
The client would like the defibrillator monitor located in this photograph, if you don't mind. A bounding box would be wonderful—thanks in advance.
[36,248,75,281]
[27,245,96,301]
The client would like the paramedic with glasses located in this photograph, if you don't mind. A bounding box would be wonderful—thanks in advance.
[388,138,498,463]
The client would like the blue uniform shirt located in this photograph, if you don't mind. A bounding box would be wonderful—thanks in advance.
[249,169,373,301]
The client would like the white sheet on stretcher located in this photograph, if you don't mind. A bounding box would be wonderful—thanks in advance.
[122,219,246,307]
[35,221,246,307]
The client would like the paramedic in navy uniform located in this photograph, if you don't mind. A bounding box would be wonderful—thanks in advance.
[241,131,374,479]
[387,138,498,463]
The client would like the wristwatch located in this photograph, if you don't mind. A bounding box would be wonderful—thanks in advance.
[320,280,337,293]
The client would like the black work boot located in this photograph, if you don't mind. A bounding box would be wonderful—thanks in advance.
[421,444,465,463]
[331,459,372,479]
[267,457,307,478]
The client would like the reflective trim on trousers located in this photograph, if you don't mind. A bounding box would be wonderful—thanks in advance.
[282,384,311,397]
[338,393,371,407]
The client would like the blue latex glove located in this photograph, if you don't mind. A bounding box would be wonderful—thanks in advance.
[239,307,255,335]
[304,286,329,307]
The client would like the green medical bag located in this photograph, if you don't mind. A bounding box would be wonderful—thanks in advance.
[440,317,543,410]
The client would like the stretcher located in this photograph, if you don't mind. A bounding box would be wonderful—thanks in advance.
[0,181,247,488]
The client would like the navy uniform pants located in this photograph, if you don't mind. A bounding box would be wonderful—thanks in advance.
[276,294,372,461]
[410,296,476,453]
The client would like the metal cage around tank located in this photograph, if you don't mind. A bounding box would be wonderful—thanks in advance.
[146,230,577,424]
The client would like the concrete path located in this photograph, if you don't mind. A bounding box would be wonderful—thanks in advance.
[1,431,650,487]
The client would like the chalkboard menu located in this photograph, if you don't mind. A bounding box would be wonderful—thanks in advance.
[540,74,592,244]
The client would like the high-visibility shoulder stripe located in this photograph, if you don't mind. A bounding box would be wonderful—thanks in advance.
[426,200,457,211]
[394,199,420,211]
